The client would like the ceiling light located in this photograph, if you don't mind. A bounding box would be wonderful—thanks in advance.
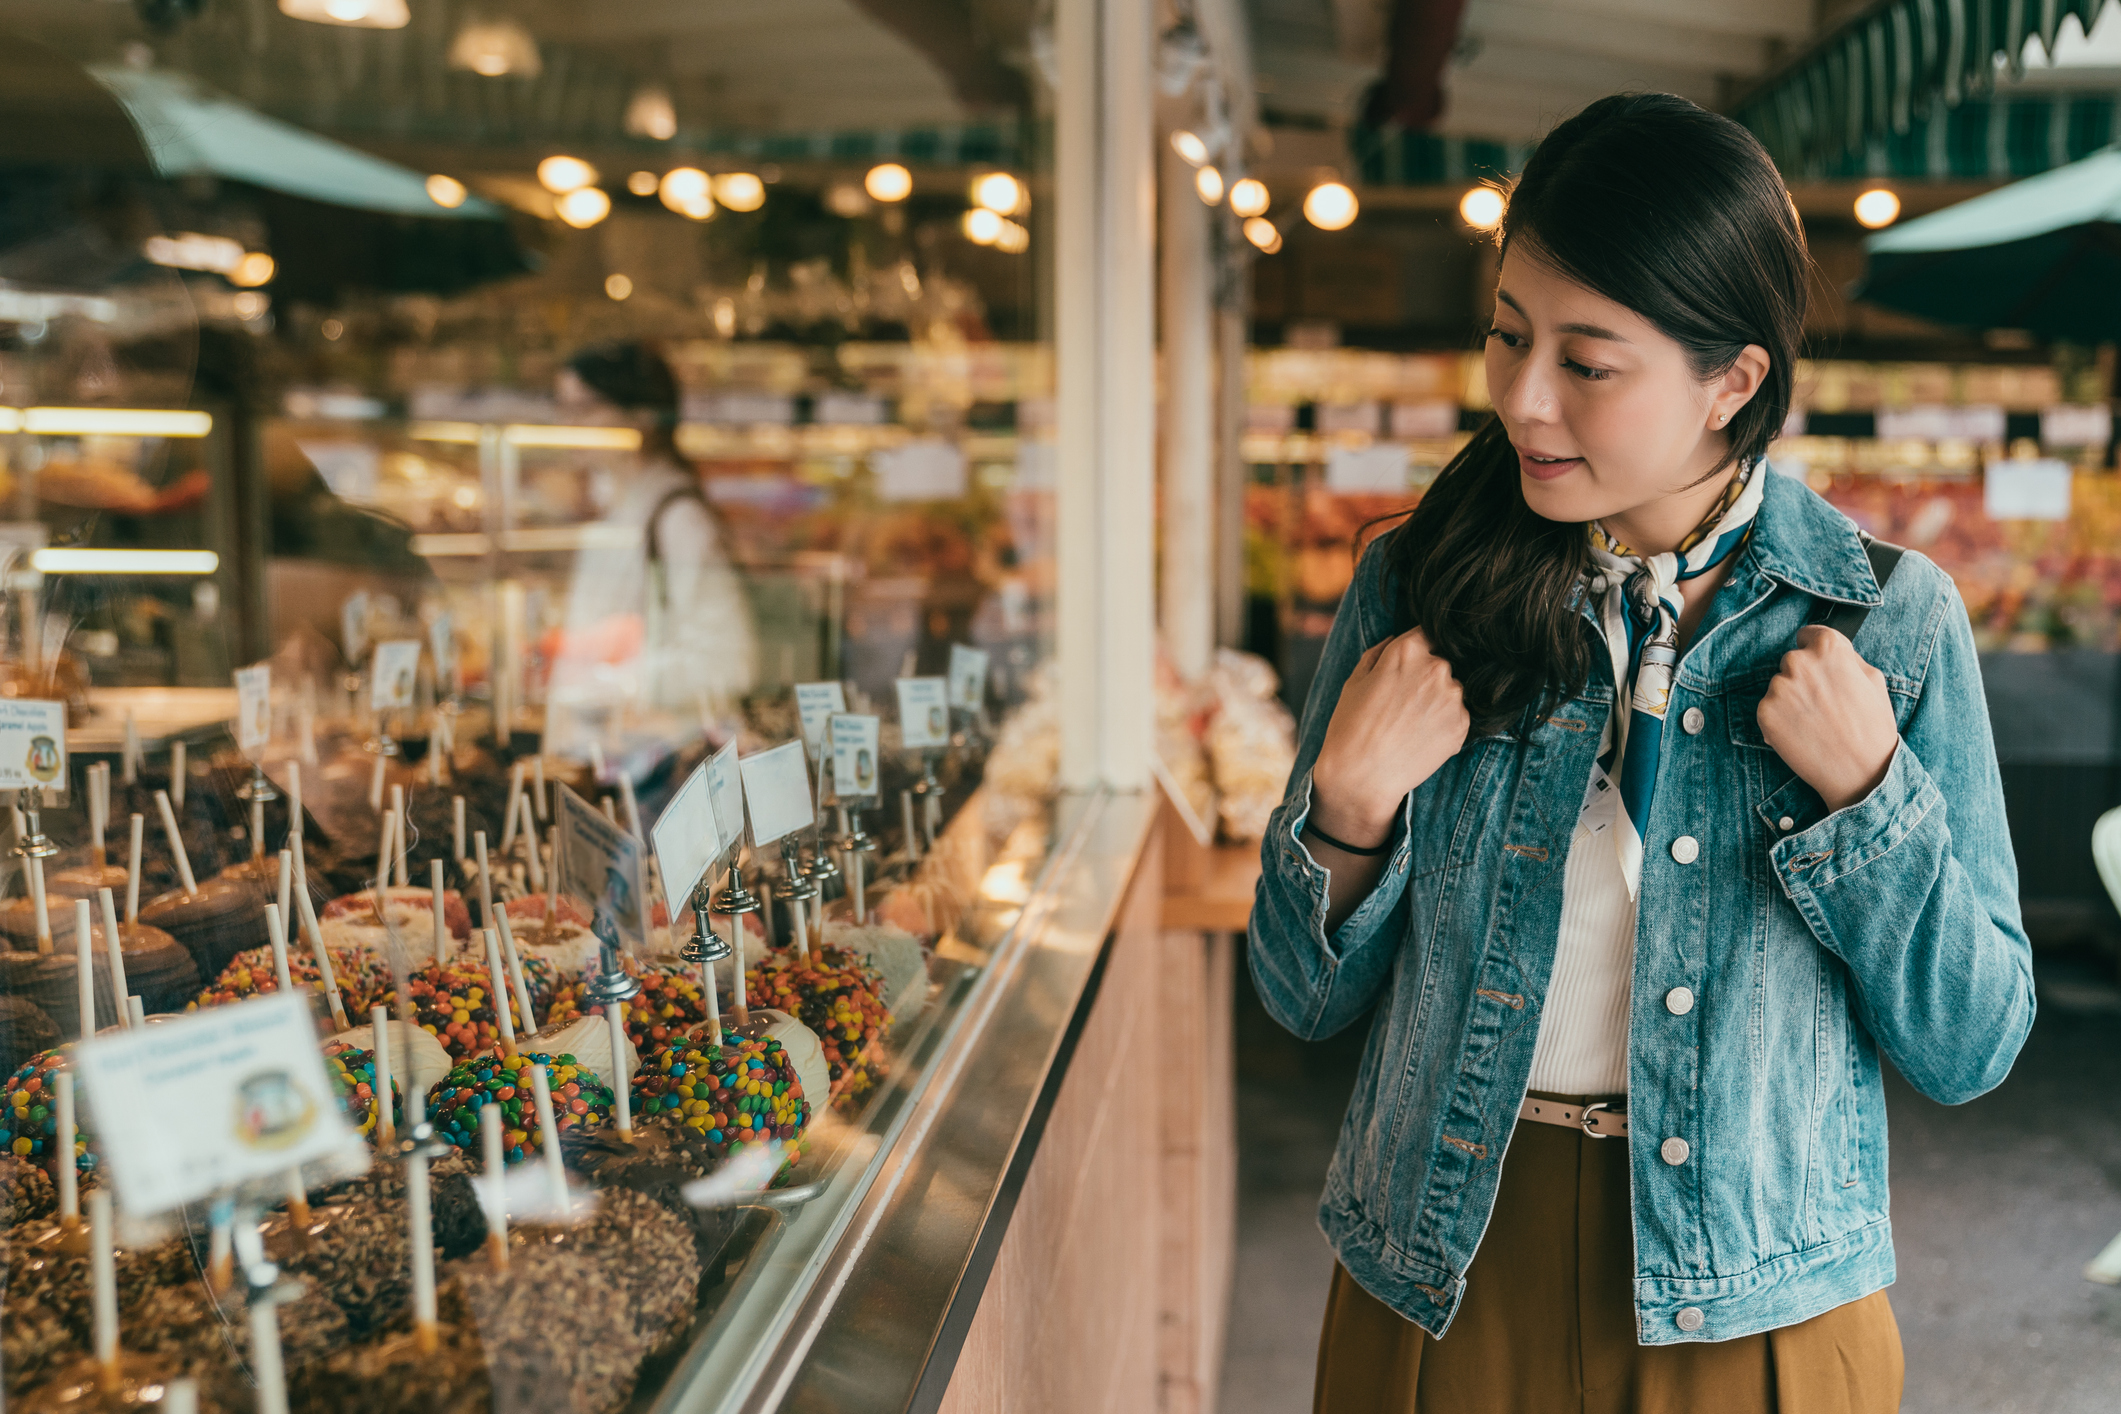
[425,174,468,209]
[995,218,1030,253]
[555,188,612,229]
[33,548,219,575]
[277,0,409,28]
[626,171,659,197]
[1854,188,1901,229]
[1242,217,1282,254]
[972,172,1024,215]
[1170,129,1209,166]
[143,232,243,274]
[658,167,714,220]
[1195,166,1223,205]
[1303,181,1358,231]
[22,408,213,437]
[1228,178,1269,218]
[447,21,541,78]
[825,183,871,218]
[605,274,633,301]
[229,252,276,288]
[537,156,598,195]
[623,86,677,142]
[962,208,1004,245]
[1458,186,1505,230]
[865,163,913,203]
[714,173,765,212]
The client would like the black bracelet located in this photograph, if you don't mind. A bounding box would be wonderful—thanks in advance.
[1303,819,1391,857]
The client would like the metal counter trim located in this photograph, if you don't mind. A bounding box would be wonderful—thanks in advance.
[757,787,1157,1412]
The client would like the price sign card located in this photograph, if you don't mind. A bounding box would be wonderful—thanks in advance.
[794,682,846,757]
[739,740,813,846]
[73,992,363,1216]
[234,664,272,752]
[897,677,950,749]
[370,639,421,711]
[650,758,723,907]
[555,785,647,952]
[0,699,66,791]
[947,644,989,711]
[705,738,745,864]
[428,612,456,695]
[340,590,370,665]
[830,713,882,800]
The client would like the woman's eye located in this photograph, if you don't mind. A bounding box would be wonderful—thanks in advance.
[1563,359,1611,382]
[1484,327,1525,349]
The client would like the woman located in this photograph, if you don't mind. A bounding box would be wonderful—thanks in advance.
[1249,94,2034,1414]
[545,341,757,756]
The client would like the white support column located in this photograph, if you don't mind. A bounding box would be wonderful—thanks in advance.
[1215,303,1249,650]
[1058,0,1158,791]
[1160,143,1216,684]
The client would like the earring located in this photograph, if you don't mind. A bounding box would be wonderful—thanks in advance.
[1717,413,1729,426]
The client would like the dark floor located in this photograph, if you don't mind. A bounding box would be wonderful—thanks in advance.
[1219,949,2121,1414]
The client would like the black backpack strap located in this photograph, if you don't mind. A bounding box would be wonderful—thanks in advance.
[1809,535,1906,641]
[645,485,708,565]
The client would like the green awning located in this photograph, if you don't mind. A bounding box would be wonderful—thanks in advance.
[1731,0,2118,179]
[91,66,502,220]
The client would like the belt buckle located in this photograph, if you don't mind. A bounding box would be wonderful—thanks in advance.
[1579,1102,1613,1138]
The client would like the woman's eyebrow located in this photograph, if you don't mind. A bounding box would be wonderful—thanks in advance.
[1494,288,1631,342]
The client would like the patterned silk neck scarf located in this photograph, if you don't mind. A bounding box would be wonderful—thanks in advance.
[1585,461,1765,897]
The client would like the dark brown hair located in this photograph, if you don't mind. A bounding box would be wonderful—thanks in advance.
[1386,92,1809,733]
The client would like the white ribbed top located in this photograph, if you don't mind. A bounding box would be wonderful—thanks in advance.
[1526,767,1636,1096]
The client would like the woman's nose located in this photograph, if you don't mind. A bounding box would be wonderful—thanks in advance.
[1497,361,1558,428]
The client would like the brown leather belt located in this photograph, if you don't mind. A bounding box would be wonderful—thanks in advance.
[1518,1097,1629,1138]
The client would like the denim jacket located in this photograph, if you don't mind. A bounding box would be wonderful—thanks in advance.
[1249,467,2034,1345]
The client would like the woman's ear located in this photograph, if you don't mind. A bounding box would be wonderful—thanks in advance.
[1709,345,1770,429]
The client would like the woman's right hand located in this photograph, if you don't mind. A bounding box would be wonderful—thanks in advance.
[1308,629,1471,850]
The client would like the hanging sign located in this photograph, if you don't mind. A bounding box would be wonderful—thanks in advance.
[72,993,363,1215]
[234,664,272,752]
[896,677,950,750]
[555,785,647,952]
[830,713,882,801]
[738,740,813,847]
[370,640,421,711]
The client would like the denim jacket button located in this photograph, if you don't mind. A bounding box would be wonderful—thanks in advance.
[1675,1307,1705,1332]
[1670,835,1699,864]
[1680,707,1704,735]
[1777,815,1795,831]
[1664,986,1694,1015]
[1660,1136,1691,1166]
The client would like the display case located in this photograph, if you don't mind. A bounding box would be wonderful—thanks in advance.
[0,5,1159,1411]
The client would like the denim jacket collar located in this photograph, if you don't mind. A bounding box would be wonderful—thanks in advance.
[1745,465,1884,609]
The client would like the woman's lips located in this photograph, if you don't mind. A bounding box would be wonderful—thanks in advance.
[1517,447,1583,481]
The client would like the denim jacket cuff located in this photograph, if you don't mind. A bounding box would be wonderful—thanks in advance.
[1275,768,1407,961]
[1769,738,1941,895]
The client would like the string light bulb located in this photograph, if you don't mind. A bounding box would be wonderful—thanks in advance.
[715,173,766,212]
[972,172,1025,215]
[1303,181,1358,231]
[1195,166,1224,205]
[1170,129,1210,166]
[962,208,1004,245]
[626,171,659,197]
[865,163,913,202]
[537,156,597,194]
[555,187,612,229]
[1242,217,1282,254]
[1458,186,1505,230]
[659,168,714,220]
[605,274,633,301]
[1228,178,1269,218]
[1854,188,1901,229]
[425,174,467,209]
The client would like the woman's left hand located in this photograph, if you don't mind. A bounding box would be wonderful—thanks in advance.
[1756,626,1900,813]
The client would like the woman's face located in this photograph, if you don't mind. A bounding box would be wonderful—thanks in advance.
[1484,244,1768,552]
